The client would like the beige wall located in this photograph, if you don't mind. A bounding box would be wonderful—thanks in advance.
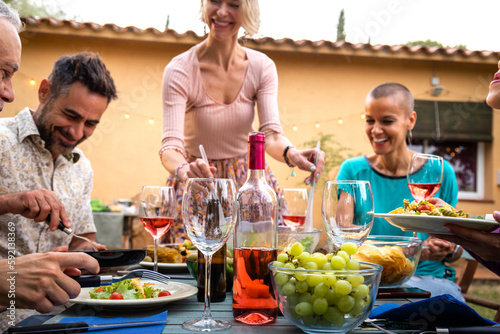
[3,29,499,247]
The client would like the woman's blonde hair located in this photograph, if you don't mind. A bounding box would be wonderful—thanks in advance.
[200,0,260,37]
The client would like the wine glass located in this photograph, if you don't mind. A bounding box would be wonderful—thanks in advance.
[407,153,444,237]
[280,188,308,231]
[182,178,237,332]
[407,153,444,202]
[139,186,176,272]
[322,180,374,249]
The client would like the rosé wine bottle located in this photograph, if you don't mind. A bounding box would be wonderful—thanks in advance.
[232,132,278,325]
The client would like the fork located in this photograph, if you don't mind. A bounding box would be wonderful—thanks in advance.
[72,269,170,287]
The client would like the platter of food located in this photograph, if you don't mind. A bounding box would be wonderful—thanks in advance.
[70,279,197,310]
[374,213,499,235]
[139,241,195,272]
[375,199,500,235]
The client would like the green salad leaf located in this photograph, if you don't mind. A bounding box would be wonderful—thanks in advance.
[89,279,161,300]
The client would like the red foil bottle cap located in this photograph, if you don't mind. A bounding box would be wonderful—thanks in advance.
[248,132,265,170]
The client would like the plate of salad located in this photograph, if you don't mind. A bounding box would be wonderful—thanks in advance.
[70,278,197,309]
[374,199,499,235]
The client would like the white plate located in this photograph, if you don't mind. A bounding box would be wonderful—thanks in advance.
[374,213,500,235]
[140,261,187,270]
[70,280,197,310]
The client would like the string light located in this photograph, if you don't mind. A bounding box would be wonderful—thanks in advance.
[280,110,366,129]
[29,79,36,86]
[124,113,130,119]
[148,118,154,125]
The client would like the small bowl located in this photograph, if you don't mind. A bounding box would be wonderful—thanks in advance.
[278,227,322,254]
[351,235,423,288]
[269,261,382,333]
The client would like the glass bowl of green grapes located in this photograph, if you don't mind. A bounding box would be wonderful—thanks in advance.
[269,242,382,333]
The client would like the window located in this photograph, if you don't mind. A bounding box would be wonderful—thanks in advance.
[409,140,485,200]
[410,100,491,200]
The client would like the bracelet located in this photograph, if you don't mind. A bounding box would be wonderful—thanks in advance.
[175,163,189,181]
[283,145,295,168]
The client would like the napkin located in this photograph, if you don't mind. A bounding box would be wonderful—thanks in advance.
[369,294,497,328]
[58,310,167,334]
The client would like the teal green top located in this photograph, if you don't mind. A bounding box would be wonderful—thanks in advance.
[336,155,459,280]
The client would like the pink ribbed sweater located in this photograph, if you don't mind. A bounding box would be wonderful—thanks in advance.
[160,45,283,160]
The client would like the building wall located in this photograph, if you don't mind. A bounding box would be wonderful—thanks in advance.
[4,30,499,245]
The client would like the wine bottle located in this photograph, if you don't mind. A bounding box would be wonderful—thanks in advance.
[197,198,226,302]
[232,132,278,325]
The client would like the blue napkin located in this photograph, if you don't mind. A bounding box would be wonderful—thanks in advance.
[58,310,167,334]
[369,294,497,328]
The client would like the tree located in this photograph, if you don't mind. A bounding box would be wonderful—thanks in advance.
[300,133,359,189]
[4,0,66,19]
[406,39,467,49]
[336,9,346,41]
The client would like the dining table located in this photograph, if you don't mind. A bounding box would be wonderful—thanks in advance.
[29,273,433,334]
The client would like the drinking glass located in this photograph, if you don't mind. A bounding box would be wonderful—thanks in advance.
[139,186,176,272]
[182,178,237,331]
[322,180,374,249]
[280,188,308,230]
[407,153,444,202]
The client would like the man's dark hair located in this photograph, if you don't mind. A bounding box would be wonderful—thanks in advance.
[48,52,117,104]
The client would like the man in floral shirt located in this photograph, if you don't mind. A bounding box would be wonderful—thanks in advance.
[0,2,102,330]
[0,51,118,256]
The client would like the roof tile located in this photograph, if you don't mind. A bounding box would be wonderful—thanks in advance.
[21,17,500,59]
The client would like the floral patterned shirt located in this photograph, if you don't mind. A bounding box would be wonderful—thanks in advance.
[0,107,96,258]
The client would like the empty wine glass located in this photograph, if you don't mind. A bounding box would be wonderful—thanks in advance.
[139,186,176,272]
[280,188,308,230]
[322,180,374,249]
[182,178,237,332]
[407,153,444,202]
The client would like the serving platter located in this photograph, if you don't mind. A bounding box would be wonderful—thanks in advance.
[139,261,188,273]
[374,213,500,235]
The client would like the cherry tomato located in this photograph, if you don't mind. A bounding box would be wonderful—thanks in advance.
[159,290,171,297]
[417,204,431,212]
[109,292,124,300]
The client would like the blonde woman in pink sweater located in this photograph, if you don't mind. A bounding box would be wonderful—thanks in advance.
[159,0,325,243]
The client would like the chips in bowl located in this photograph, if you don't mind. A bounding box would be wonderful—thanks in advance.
[351,236,422,287]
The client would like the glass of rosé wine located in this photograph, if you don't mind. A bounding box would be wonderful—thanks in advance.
[407,153,444,237]
[407,153,444,202]
[139,186,176,272]
[182,178,237,332]
[280,188,308,230]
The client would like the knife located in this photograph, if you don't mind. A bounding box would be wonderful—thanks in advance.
[8,320,165,333]
[436,326,500,333]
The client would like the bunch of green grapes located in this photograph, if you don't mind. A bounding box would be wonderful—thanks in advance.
[272,242,372,328]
